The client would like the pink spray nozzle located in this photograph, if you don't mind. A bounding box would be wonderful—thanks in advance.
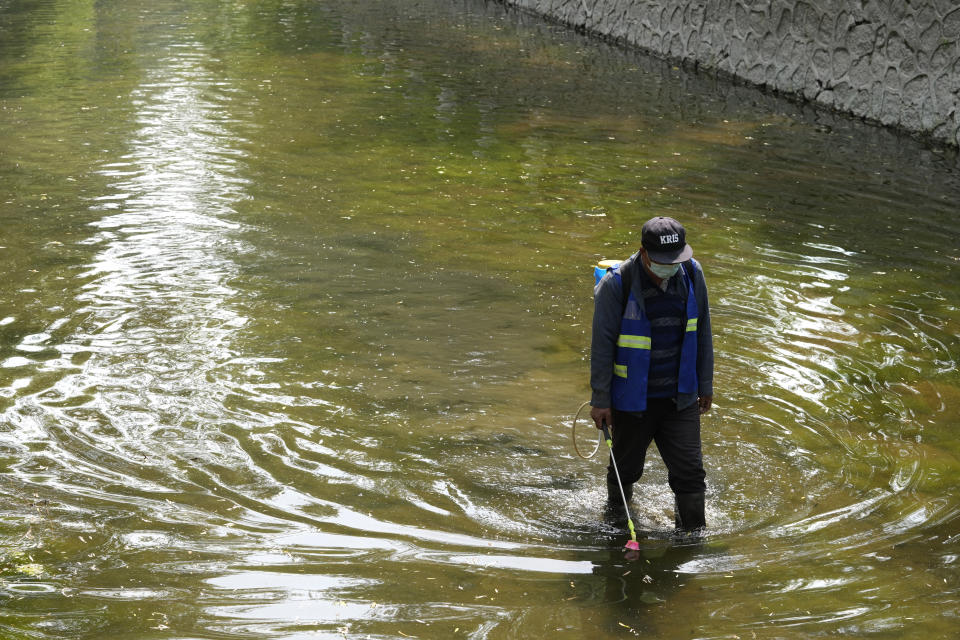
[624,539,640,551]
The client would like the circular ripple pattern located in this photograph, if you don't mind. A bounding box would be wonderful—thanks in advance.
[0,0,958,638]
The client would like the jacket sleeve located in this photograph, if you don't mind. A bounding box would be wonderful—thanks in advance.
[590,270,624,408]
[694,263,714,397]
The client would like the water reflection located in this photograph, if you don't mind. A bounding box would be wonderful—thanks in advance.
[3,45,250,467]
[0,0,958,637]
[0,40,263,636]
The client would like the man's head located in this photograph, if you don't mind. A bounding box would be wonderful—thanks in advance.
[640,216,693,264]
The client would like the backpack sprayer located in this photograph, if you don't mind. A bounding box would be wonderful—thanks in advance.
[572,259,641,552]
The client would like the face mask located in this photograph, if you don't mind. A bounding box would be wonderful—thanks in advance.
[647,260,679,279]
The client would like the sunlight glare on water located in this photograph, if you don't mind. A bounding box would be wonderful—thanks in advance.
[0,0,958,637]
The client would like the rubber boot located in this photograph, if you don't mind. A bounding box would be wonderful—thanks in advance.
[602,479,631,527]
[674,492,705,533]
[606,477,633,507]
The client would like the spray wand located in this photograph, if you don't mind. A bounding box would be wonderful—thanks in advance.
[600,420,640,551]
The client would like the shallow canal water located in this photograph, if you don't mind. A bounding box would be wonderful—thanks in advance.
[1,0,959,637]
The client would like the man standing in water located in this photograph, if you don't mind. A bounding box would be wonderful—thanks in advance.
[590,216,713,532]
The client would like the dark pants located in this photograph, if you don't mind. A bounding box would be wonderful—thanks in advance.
[607,398,705,496]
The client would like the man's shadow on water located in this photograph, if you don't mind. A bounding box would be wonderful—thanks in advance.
[571,513,720,637]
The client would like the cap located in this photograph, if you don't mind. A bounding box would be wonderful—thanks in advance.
[641,216,693,264]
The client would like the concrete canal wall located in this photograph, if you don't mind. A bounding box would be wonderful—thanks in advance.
[501,0,960,147]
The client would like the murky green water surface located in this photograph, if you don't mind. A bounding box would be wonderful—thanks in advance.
[1,0,959,637]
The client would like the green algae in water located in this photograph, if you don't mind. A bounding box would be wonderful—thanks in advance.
[0,0,958,638]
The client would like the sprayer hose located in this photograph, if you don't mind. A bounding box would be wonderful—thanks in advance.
[572,400,602,459]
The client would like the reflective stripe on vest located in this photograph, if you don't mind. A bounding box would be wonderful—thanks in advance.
[613,364,627,378]
[686,318,697,332]
[617,334,651,349]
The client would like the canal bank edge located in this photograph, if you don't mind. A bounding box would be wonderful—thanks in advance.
[498,0,960,148]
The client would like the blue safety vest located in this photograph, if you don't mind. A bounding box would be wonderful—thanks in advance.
[609,260,699,412]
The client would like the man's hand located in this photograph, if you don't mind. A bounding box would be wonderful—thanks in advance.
[698,395,713,415]
[590,406,613,430]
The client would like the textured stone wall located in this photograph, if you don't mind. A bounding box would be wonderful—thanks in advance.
[502,0,960,147]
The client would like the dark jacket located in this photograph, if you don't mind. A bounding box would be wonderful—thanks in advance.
[590,252,714,410]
